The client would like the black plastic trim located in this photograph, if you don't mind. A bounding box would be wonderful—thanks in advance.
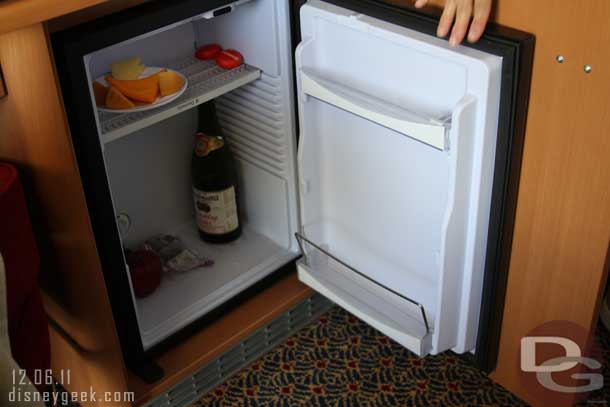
[214,6,233,17]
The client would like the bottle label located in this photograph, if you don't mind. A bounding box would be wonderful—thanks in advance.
[193,186,239,235]
[195,132,224,157]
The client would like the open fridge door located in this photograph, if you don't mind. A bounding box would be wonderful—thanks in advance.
[294,0,502,356]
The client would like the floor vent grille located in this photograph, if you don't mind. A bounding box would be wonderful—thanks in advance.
[145,293,332,407]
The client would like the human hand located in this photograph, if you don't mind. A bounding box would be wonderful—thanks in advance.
[414,0,492,46]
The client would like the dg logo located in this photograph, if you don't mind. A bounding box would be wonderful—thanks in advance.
[519,320,604,406]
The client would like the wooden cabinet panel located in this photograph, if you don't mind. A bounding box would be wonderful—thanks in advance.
[47,0,149,33]
[0,0,108,35]
[49,324,133,407]
[0,23,129,405]
[488,1,610,405]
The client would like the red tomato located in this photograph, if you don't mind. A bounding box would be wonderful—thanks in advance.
[195,44,222,60]
[215,50,244,70]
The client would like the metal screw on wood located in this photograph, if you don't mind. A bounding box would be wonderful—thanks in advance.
[555,55,564,63]
[584,64,592,74]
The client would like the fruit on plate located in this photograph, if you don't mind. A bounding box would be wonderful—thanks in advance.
[92,81,108,106]
[158,71,185,97]
[96,61,183,110]
[106,73,159,103]
[110,56,146,80]
[195,44,222,60]
[105,86,135,109]
[215,49,244,70]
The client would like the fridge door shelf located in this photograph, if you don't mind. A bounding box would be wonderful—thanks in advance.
[295,233,432,355]
[98,57,261,144]
[299,69,450,150]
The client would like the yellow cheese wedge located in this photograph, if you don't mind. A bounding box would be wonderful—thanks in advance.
[110,57,146,80]
[158,71,185,97]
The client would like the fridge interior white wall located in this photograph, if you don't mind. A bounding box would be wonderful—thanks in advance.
[83,0,300,350]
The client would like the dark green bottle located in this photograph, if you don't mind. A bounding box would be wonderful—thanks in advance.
[191,101,242,243]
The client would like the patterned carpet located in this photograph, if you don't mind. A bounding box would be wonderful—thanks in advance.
[192,306,527,407]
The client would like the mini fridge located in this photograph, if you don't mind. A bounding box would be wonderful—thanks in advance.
[52,0,533,380]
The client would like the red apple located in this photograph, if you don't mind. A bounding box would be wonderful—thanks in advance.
[127,250,162,298]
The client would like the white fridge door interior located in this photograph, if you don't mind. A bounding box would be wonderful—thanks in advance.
[295,0,502,356]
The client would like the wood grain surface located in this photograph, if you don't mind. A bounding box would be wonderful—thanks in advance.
[0,0,110,35]
[488,1,610,406]
[0,23,130,406]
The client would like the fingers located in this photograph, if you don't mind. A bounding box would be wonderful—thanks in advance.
[437,0,457,38]
[414,0,428,8]
[467,0,492,42]
[449,0,473,46]
[436,0,491,46]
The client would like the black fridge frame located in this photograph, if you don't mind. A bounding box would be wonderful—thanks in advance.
[52,0,533,381]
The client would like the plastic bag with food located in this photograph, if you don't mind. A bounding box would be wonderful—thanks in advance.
[143,234,214,273]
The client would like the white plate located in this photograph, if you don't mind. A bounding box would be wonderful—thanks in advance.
[96,67,188,113]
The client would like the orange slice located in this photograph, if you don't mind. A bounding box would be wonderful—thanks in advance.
[158,71,185,97]
[93,81,108,106]
[105,86,135,109]
[105,73,159,103]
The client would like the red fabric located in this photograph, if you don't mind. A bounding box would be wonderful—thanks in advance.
[0,163,50,390]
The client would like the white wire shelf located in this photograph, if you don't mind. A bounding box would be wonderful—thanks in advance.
[99,57,261,144]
